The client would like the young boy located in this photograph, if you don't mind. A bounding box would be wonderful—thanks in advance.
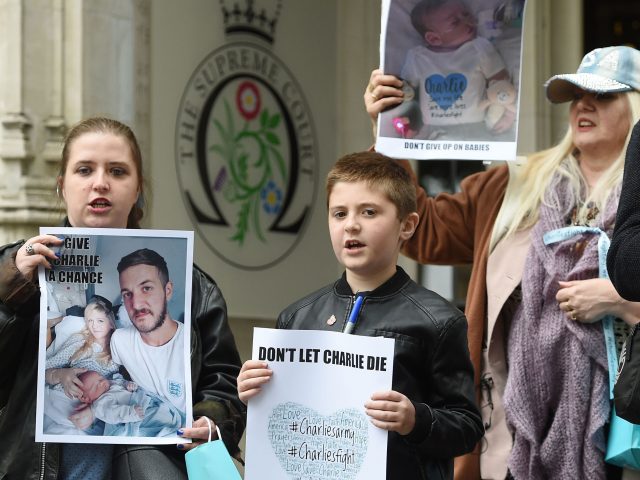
[238,151,483,479]
[397,0,515,139]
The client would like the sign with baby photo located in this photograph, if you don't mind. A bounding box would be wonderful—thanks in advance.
[34,227,194,445]
[376,0,527,160]
[244,328,395,480]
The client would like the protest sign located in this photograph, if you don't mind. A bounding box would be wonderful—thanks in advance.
[376,0,527,161]
[244,328,395,480]
[35,227,194,445]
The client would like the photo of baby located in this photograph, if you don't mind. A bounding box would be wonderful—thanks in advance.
[44,370,183,438]
[377,0,526,159]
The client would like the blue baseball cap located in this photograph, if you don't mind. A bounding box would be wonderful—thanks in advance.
[545,46,640,103]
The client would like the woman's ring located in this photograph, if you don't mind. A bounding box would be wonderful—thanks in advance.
[571,311,577,321]
[25,243,35,256]
[371,92,378,100]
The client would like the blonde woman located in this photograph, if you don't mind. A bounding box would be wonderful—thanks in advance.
[365,46,640,479]
[45,296,118,399]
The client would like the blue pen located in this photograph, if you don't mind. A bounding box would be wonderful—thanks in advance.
[343,294,364,334]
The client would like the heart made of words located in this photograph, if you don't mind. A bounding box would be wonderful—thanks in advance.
[268,402,368,480]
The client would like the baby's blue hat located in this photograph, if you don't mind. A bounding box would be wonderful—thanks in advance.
[545,46,640,103]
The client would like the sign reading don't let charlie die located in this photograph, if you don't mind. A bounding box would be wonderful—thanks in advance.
[176,0,318,270]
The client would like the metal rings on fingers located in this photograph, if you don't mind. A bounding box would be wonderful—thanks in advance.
[368,83,378,100]
[567,304,578,320]
[25,243,36,256]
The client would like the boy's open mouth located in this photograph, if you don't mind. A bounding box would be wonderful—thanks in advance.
[345,240,364,249]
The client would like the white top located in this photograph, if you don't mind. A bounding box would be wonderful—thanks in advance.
[110,322,186,415]
[401,37,506,126]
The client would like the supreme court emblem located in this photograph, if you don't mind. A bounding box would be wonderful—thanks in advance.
[175,1,318,270]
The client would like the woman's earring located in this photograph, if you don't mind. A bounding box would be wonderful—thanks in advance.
[56,185,61,198]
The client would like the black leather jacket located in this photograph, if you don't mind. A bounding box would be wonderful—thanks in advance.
[277,267,483,480]
[0,240,246,480]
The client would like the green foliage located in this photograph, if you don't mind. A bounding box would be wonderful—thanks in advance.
[209,98,288,244]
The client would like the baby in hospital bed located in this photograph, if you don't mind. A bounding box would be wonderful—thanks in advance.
[44,370,183,438]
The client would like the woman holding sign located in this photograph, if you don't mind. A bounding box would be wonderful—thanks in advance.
[0,117,245,479]
[365,46,640,479]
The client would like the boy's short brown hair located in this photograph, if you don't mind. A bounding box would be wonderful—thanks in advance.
[326,151,417,220]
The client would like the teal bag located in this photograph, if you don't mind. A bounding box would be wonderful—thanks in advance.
[185,417,242,480]
[606,322,640,468]
[606,408,640,468]
[604,320,640,469]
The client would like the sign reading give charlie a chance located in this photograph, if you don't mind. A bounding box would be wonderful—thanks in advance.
[175,0,318,270]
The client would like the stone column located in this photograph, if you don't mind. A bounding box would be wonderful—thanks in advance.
[335,0,381,156]
[0,0,150,245]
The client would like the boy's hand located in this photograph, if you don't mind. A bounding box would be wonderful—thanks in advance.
[237,360,273,405]
[126,381,138,392]
[364,390,416,435]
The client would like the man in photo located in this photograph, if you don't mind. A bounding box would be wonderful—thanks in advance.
[109,248,187,420]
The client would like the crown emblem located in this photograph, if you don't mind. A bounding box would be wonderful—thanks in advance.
[220,0,283,44]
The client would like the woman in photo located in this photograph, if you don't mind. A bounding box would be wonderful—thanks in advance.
[45,296,118,401]
[43,297,120,436]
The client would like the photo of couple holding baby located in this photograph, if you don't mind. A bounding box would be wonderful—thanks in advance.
[39,244,190,443]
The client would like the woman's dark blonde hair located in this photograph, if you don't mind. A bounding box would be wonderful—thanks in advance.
[58,117,145,228]
[326,151,417,219]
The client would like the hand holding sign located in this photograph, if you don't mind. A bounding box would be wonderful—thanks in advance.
[364,390,416,435]
[238,360,273,404]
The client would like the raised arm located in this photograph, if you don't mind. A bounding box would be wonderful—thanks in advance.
[363,68,509,266]
[401,160,509,266]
